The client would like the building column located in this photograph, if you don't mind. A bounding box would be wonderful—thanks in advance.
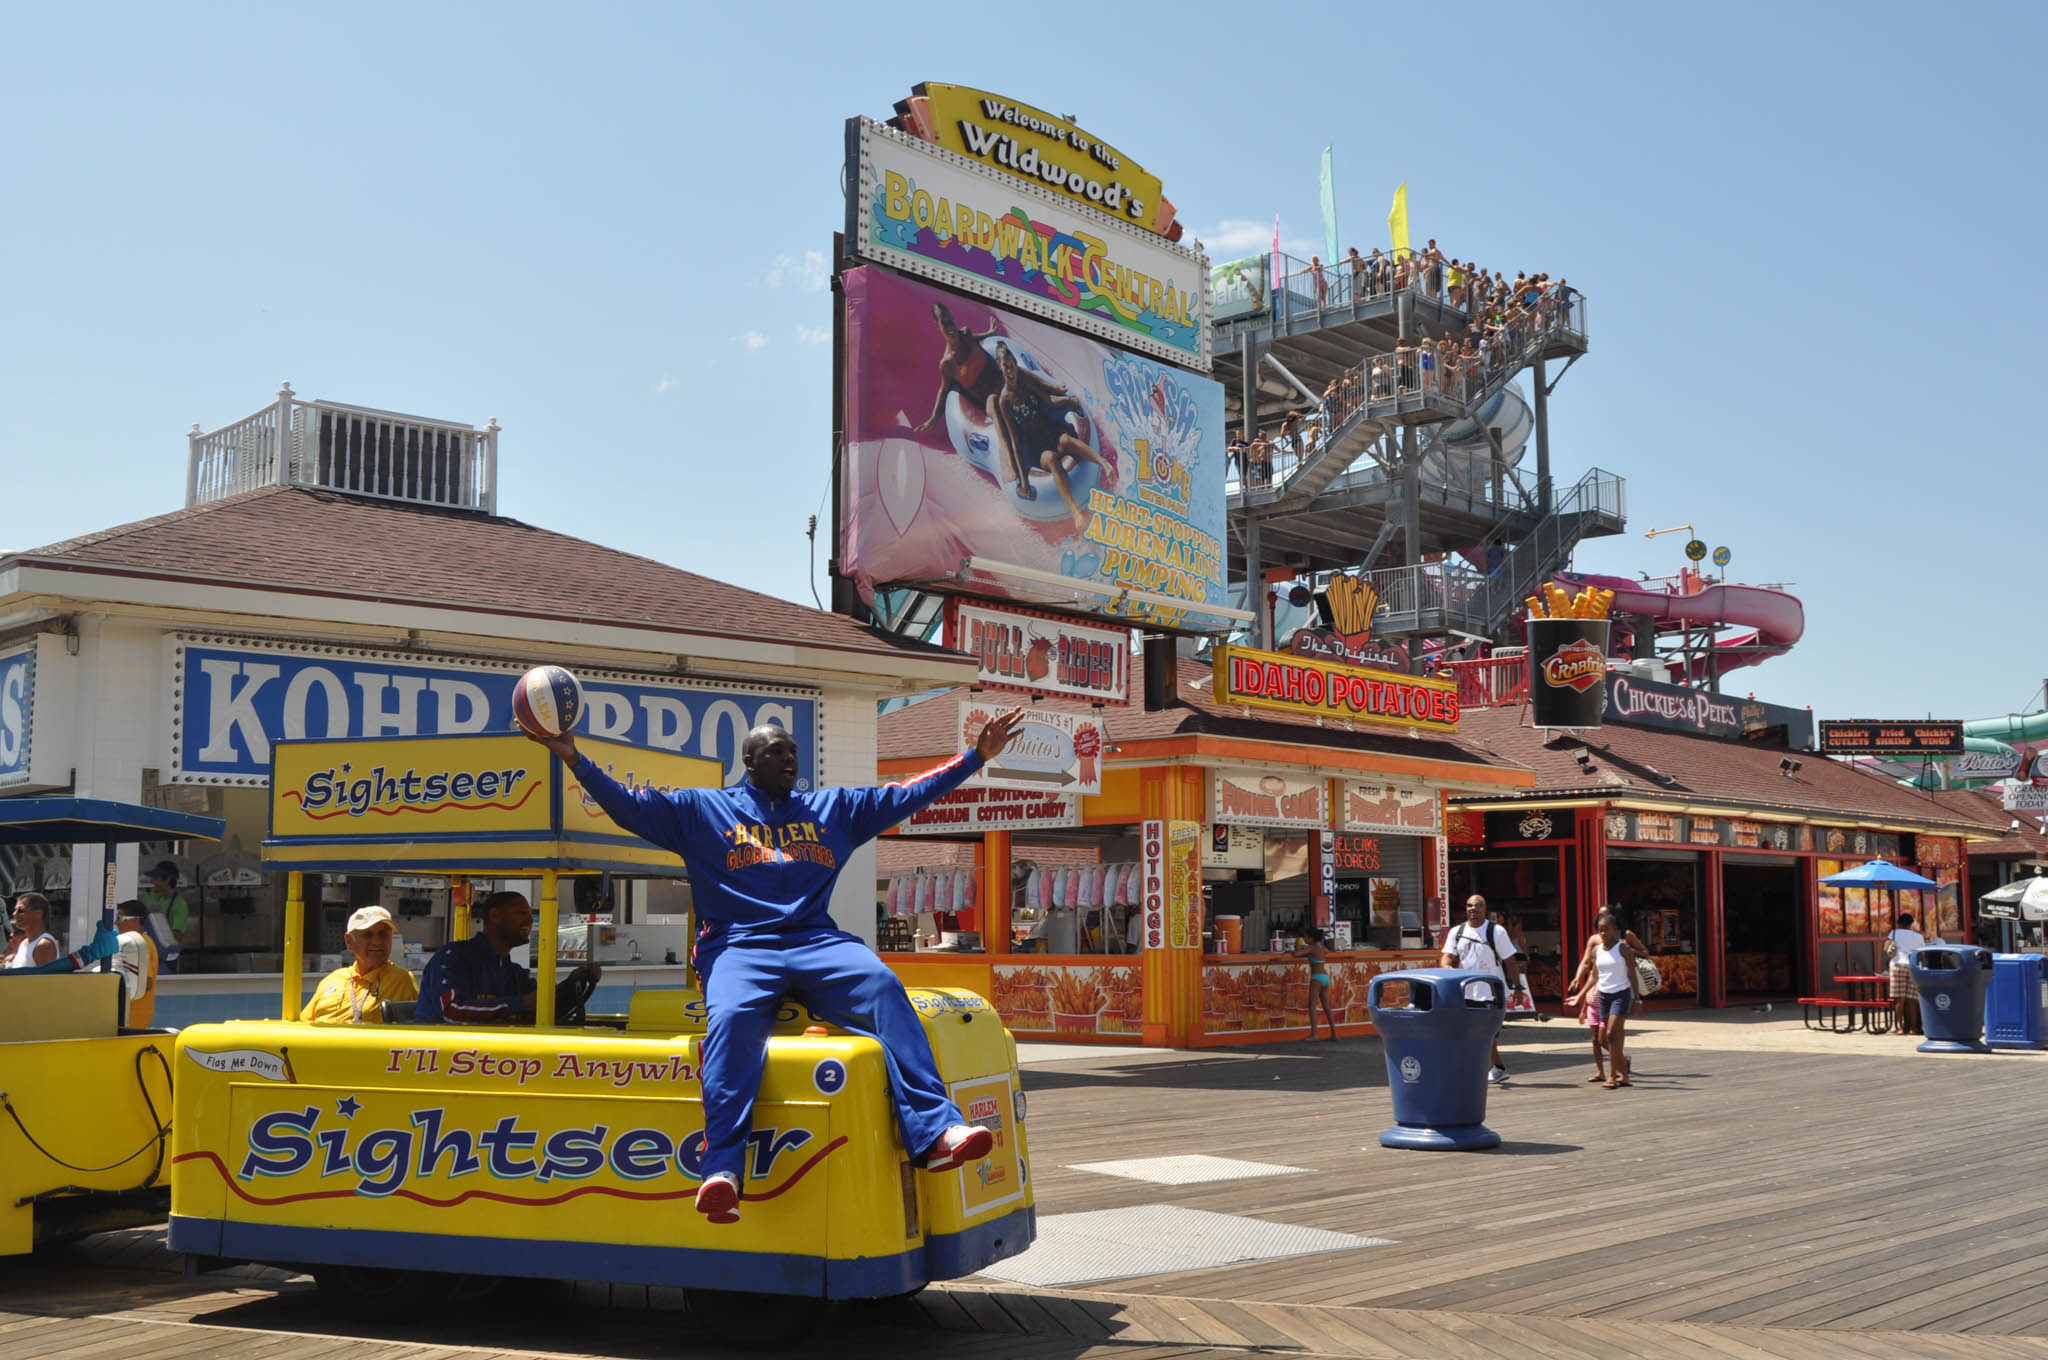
[1244,515,1266,649]
[1533,357,1553,514]
[1140,765,1205,1048]
[1701,850,1726,1008]
[66,616,151,948]
[983,830,1011,957]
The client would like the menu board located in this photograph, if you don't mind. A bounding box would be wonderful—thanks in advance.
[1818,860,1845,935]
[1843,887,1869,935]
[1935,867,1962,935]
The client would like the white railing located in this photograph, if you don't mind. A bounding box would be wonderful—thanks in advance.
[187,384,499,513]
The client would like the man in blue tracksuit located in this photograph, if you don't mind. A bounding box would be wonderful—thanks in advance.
[530,708,1024,1225]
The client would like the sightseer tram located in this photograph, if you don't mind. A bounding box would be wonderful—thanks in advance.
[167,732,1033,1343]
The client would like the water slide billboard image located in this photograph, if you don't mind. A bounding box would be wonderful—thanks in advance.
[839,265,1230,634]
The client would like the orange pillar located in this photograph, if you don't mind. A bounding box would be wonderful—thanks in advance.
[1139,765,1205,1048]
[984,830,1011,956]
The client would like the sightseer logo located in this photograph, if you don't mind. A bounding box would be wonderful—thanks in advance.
[288,762,536,820]
[1541,641,1606,693]
[220,1104,821,1201]
[1609,676,1738,733]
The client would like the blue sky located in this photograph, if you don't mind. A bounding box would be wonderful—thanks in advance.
[3,2,2042,724]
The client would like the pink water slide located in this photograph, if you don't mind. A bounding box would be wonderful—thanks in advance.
[1554,570,1806,681]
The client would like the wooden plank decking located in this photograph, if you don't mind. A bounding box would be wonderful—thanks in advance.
[6,1012,2048,1358]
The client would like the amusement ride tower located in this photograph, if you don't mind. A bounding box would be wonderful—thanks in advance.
[1212,255,1622,665]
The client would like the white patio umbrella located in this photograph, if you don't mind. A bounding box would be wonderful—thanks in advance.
[1979,877,2048,923]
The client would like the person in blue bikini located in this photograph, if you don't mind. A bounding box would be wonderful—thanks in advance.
[1290,927,1338,1040]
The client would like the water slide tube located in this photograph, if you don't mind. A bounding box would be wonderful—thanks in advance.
[1965,711,2048,747]
[1431,383,1531,491]
[1553,570,1805,683]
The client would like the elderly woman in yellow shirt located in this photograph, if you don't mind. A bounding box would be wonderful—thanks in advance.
[302,906,419,1024]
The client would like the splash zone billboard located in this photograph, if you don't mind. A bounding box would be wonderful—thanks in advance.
[838,266,1229,634]
[1212,645,1460,733]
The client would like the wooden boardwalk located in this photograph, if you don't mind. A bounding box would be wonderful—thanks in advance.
[8,1011,2048,1358]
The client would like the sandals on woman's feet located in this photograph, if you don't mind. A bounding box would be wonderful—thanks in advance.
[1602,1079,1620,1089]
[1588,1072,1607,1082]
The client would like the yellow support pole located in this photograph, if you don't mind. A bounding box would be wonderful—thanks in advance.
[535,869,559,1028]
[452,878,472,941]
[282,872,305,1022]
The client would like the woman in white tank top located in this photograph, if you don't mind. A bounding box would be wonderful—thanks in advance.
[1565,908,1642,1089]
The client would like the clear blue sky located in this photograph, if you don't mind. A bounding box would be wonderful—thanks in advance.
[4,2,2042,724]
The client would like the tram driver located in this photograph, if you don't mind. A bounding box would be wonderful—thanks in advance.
[415,891,602,1025]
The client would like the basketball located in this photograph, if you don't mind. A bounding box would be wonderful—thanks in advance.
[512,665,584,739]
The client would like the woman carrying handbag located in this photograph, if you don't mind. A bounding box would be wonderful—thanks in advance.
[1565,909,1645,1089]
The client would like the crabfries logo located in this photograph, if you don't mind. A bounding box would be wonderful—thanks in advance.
[1541,641,1606,694]
[287,762,536,820]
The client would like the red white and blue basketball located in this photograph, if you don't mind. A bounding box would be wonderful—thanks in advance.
[512,665,583,738]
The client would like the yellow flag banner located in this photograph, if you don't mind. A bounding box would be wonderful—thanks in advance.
[1387,182,1410,260]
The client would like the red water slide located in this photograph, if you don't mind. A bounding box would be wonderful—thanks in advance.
[1553,570,1805,682]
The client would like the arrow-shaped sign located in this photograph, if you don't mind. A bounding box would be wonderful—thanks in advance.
[985,766,1076,786]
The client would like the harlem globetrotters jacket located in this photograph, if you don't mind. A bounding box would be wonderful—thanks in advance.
[571,748,986,956]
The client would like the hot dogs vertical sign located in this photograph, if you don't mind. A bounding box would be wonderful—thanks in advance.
[1142,817,1203,1045]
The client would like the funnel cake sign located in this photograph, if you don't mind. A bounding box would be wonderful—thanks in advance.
[1211,770,1329,829]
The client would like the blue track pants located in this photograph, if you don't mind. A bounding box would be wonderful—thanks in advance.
[697,927,959,1183]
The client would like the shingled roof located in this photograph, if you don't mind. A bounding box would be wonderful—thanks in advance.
[1453,707,2007,838]
[880,653,1527,781]
[7,486,958,664]
[1918,788,2048,860]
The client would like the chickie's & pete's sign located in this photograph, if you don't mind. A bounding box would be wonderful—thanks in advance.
[1211,645,1459,733]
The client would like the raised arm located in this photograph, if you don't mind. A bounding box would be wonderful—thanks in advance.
[530,731,701,853]
[842,709,1025,843]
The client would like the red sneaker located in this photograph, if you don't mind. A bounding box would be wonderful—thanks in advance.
[922,1124,993,1173]
[695,1172,740,1224]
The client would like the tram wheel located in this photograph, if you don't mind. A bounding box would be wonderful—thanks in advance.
[312,1264,434,1321]
[685,1289,835,1350]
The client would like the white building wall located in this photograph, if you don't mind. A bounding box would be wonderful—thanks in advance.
[821,685,882,946]
[66,617,165,943]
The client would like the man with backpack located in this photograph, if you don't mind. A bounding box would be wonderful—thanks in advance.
[1439,894,1527,1084]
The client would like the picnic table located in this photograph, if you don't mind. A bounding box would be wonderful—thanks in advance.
[1799,975,1895,1033]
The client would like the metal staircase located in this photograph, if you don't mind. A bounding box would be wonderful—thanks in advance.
[1363,467,1626,640]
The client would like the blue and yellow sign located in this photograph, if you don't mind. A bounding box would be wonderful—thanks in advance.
[265,734,722,875]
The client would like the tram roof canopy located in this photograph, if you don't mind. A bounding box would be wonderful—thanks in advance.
[0,797,224,846]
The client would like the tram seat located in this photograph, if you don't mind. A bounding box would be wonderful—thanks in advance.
[381,1001,419,1023]
[0,974,123,1042]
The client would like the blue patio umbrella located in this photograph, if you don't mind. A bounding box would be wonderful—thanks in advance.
[1820,859,1938,890]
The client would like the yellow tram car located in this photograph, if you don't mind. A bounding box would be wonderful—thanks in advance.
[167,734,1034,1339]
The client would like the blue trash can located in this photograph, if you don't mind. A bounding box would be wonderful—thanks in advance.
[1910,945,1994,1053]
[1367,968,1504,1150]
[1985,954,2048,1050]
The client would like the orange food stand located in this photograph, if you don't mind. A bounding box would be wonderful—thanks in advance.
[875,651,1533,1047]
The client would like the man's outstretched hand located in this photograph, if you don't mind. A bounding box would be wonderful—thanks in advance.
[974,708,1029,761]
[526,729,581,765]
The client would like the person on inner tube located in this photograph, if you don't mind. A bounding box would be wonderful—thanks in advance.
[989,341,1116,530]
[529,708,1026,1226]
